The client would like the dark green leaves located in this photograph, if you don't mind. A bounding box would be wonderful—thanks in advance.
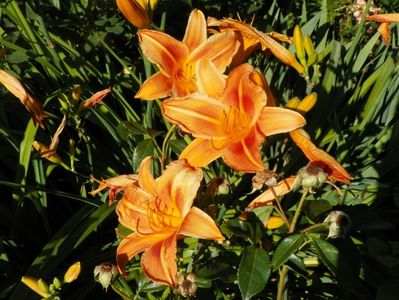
[238,246,271,300]
[272,234,305,270]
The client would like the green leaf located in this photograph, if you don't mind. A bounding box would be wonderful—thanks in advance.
[238,246,271,300]
[310,237,338,275]
[272,234,305,270]
[352,32,380,73]
[133,139,155,171]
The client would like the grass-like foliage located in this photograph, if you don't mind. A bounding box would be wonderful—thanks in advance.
[1,0,399,299]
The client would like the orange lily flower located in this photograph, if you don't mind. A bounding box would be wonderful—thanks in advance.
[366,13,399,45]
[90,174,138,204]
[207,17,305,74]
[135,9,239,100]
[162,63,306,172]
[116,157,224,287]
[0,70,46,128]
[290,129,352,184]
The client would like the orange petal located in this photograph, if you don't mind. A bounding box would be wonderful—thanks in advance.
[0,70,47,128]
[222,64,266,124]
[162,94,228,138]
[196,59,226,99]
[141,234,177,287]
[179,138,223,168]
[183,9,207,52]
[154,160,198,212]
[366,13,399,23]
[290,129,352,184]
[137,30,189,76]
[170,163,203,217]
[222,126,265,172]
[117,186,154,232]
[247,176,297,209]
[116,0,150,29]
[257,107,306,136]
[135,72,173,100]
[179,207,224,240]
[187,31,239,72]
[116,231,173,275]
[138,156,157,197]
[378,23,391,46]
[79,87,111,111]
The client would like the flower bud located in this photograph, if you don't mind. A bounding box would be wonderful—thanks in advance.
[293,25,306,66]
[64,261,81,283]
[296,93,317,114]
[303,257,319,267]
[304,36,317,65]
[94,263,118,291]
[323,211,351,239]
[53,277,62,290]
[285,96,301,109]
[37,279,50,294]
[116,0,150,29]
[21,276,51,298]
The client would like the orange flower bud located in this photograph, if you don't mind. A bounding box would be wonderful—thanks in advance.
[116,0,150,29]
[64,261,81,283]
[266,216,285,229]
[21,276,50,298]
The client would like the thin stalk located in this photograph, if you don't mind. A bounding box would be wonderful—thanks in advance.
[277,190,309,300]
[161,125,177,170]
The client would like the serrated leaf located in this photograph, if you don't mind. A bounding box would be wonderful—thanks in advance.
[272,234,305,270]
[310,237,338,275]
[238,245,271,300]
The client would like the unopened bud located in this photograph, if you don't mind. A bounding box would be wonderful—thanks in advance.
[72,85,81,103]
[37,279,50,294]
[303,257,319,267]
[21,276,51,298]
[53,277,62,290]
[94,263,118,291]
[323,211,351,239]
[64,261,81,283]
[297,93,317,114]
[285,96,301,109]
[304,36,317,65]
[293,25,306,66]
[116,0,150,29]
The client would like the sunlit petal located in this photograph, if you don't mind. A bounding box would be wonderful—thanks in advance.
[183,9,207,52]
[179,138,223,168]
[116,231,173,275]
[170,164,203,217]
[179,207,224,240]
[162,94,228,138]
[222,126,265,172]
[137,30,189,76]
[138,156,157,196]
[247,176,297,209]
[141,235,177,287]
[378,22,391,45]
[117,186,154,231]
[257,107,306,136]
[222,64,266,124]
[116,0,150,29]
[187,31,239,72]
[196,59,226,99]
[135,72,173,100]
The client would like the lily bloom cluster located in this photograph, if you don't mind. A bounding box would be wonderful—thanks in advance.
[93,7,353,288]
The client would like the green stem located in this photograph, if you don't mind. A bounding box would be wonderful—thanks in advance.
[289,190,308,234]
[277,190,309,299]
[161,125,176,169]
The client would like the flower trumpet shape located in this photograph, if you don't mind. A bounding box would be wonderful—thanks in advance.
[116,157,224,287]
[162,63,306,172]
[366,13,399,45]
[135,9,239,100]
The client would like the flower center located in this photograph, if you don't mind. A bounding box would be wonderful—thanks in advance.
[147,197,182,231]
